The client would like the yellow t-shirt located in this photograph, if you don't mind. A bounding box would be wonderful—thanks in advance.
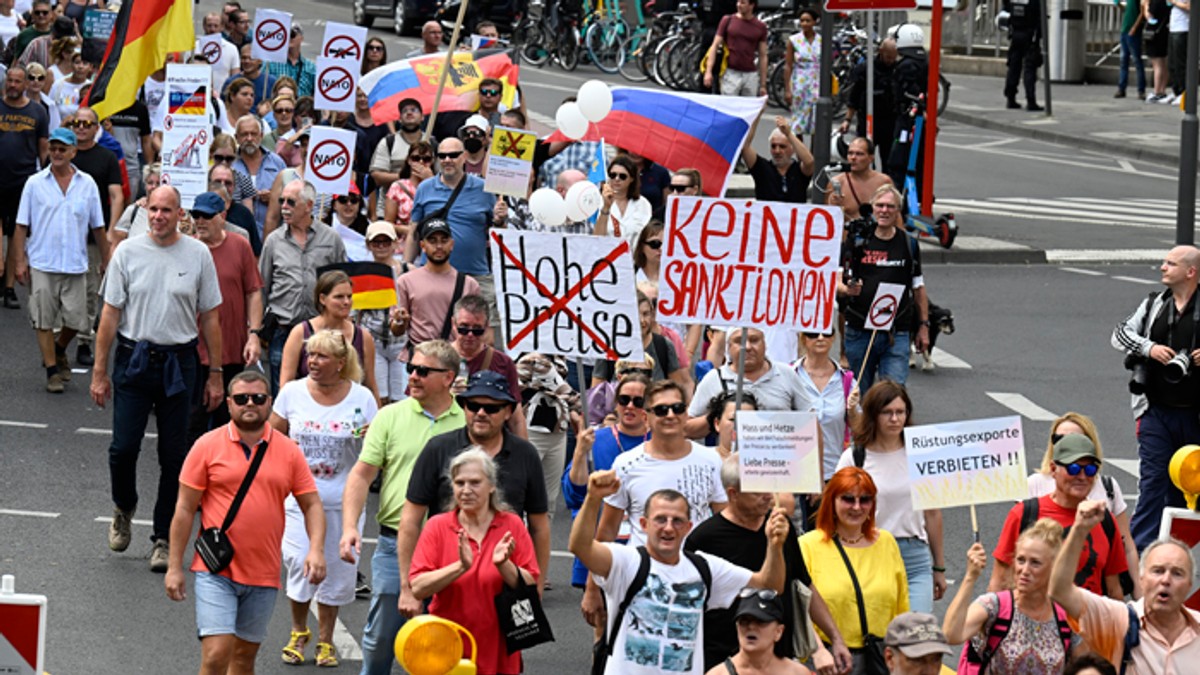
[799,529,909,648]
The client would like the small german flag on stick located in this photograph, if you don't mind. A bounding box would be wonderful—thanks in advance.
[317,262,397,311]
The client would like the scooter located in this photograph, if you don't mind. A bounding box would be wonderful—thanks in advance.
[900,94,957,249]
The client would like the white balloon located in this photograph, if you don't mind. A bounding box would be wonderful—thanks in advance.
[555,102,589,140]
[529,187,567,227]
[564,181,603,221]
[577,80,613,123]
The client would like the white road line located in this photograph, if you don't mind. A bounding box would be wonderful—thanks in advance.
[311,605,363,661]
[551,550,575,559]
[930,203,1170,231]
[1112,276,1160,286]
[0,420,49,428]
[0,508,60,518]
[1060,267,1106,276]
[94,516,154,527]
[985,393,1058,421]
[1047,250,1167,263]
[969,138,1021,149]
[1118,160,1137,172]
[1106,458,1141,480]
[76,427,158,438]
[939,141,1176,180]
[934,199,1176,227]
[929,349,972,369]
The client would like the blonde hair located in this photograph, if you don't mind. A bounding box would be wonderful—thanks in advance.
[1017,517,1064,552]
[305,329,363,384]
[1038,412,1104,475]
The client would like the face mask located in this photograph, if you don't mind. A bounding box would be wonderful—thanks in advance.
[463,137,484,154]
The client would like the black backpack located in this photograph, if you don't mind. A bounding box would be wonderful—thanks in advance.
[1018,497,1117,590]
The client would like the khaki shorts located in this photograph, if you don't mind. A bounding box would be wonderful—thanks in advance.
[29,269,88,332]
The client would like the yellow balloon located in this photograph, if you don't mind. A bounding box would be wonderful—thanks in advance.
[1169,445,1200,510]
[394,615,478,675]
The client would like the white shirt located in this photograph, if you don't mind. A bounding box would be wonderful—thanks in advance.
[0,11,20,47]
[49,77,89,121]
[17,166,104,274]
[196,35,240,92]
[608,195,653,247]
[604,441,727,547]
[836,446,928,540]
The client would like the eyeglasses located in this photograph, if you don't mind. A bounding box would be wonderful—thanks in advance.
[873,202,899,210]
[616,394,645,408]
[28,75,45,82]
[644,240,662,250]
[618,367,653,378]
[32,9,49,16]
[1057,462,1100,477]
[410,154,433,163]
[463,400,508,414]
[838,494,875,506]
[461,130,485,139]
[608,172,630,180]
[667,184,691,192]
[437,151,464,160]
[278,197,297,206]
[406,363,452,377]
[230,393,269,406]
[479,88,501,97]
[47,145,70,154]
[367,44,385,51]
[213,154,236,163]
[456,325,486,336]
[368,237,394,247]
[335,195,361,205]
[70,120,96,129]
[190,211,218,220]
[737,588,779,601]
[274,107,294,115]
[650,402,687,417]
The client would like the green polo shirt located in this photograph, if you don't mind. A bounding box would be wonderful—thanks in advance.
[360,397,465,529]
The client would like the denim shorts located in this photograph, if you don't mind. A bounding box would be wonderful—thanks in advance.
[194,571,278,644]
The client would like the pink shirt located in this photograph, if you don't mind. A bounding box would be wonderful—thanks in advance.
[396,265,480,350]
[1076,592,1200,674]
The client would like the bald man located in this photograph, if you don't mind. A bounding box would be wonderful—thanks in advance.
[1112,245,1200,549]
[407,22,445,57]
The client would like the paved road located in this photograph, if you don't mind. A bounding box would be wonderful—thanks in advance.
[0,2,1181,673]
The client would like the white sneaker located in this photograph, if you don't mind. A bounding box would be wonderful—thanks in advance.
[1160,93,1178,104]
[1147,93,1167,103]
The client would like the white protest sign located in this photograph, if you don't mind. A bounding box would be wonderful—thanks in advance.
[905,416,1028,510]
[196,34,225,67]
[484,125,537,198]
[864,282,906,331]
[490,230,644,361]
[737,411,822,495]
[159,64,212,209]
[658,197,844,332]
[314,56,358,113]
[251,9,291,63]
[322,22,369,66]
[305,127,356,196]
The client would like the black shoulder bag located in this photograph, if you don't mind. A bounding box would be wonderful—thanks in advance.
[833,536,889,675]
[416,175,467,241]
[194,441,267,574]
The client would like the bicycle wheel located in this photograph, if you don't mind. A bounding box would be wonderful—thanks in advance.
[768,60,786,108]
[515,19,553,66]
[558,25,580,71]
[652,34,680,87]
[937,72,951,115]
[585,18,624,73]
[617,30,650,82]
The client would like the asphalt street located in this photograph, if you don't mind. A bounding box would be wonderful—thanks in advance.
[0,1,1187,673]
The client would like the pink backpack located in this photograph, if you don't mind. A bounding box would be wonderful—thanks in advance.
[956,590,1071,675]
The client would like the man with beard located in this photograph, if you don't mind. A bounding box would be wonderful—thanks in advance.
[828,137,894,221]
[395,220,480,348]
[369,97,429,193]
[222,6,251,48]
[0,66,49,310]
[258,180,345,393]
[167,370,326,674]
[741,114,814,204]
[235,43,275,110]
[267,25,316,98]
[231,114,285,240]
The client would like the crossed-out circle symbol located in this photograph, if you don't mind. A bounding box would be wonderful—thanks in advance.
[201,41,221,64]
[310,140,351,181]
[324,35,361,60]
[869,294,898,327]
[255,19,287,52]
[318,65,354,102]
[164,115,174,131]
[198,129,209,144]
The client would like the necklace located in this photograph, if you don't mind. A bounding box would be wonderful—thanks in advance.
[838,531,865,545]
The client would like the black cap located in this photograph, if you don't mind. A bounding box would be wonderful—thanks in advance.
[420,218,452,240]
[457,371,517,404]
[733,591,785,623]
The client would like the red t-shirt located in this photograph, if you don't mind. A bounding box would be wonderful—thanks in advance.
[719,15,768,73]
[993,495,1128,596]
[410,510,540,675]
[198,232,262,366]
[180,423,317,587]
[467,346,522,403]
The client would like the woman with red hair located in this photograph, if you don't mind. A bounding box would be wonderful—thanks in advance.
[799,467,908,671]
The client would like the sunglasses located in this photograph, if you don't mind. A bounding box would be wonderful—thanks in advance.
[274,107,294,114]
[667,184,691,192]
[1057,462,1099,477]
[618,367,653,378]
[33,9,49,16]
[456,325,486,336]
[461,130,485,139]
[406,363,452,377]
[335,195,361,205]
[650,402,687,417]
[213,154,236,163]
[737,588,779,601]
[367,44,385,51]
[437,151,463,160]
[278,197,297,206]
[28,74,45,82]
[608,172,630,180]
[1051,433,1067,444]
[463,400,508,414]
[190,210,218,220]
[368,237,394,246]
[70,120,96,129]
[644,240,662,250]
[479,88,501,96]
[616,394,645,408]
[838,494,875,506]
[409,154,433,163]
[230,393,269,405]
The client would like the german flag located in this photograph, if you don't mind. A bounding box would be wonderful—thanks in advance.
[86,0,195,120]
[318,262,398,311]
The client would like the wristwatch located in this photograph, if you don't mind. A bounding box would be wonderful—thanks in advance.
[249,328,263,336]
[919,320,931,327]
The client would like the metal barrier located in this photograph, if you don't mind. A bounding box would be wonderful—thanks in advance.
[945,0,1124,65]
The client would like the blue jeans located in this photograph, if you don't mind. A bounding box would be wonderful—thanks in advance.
[844,326,910,394]
[108,343,197,542]
[1119,31,1147,95]
[268,329,288,396]
[360,534,406,675]
[896,537,933,614]
[1130,405,1200,550]
[194,572,278,643]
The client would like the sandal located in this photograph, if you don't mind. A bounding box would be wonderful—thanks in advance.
[282,629,310,665]
[315,642,339,667]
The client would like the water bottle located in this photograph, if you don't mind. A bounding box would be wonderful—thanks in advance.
[351,407,367,439]
[457,361,471,393]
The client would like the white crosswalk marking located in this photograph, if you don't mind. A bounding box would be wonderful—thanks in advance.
[934,196,1197,231]
[985,392,1058,421]
[929,348,972,369]
[311,604,363,661]
[1106,458,1142,480]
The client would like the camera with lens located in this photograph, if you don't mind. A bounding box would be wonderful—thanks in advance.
[1164,351,1193,384]
[1125,354,1150,394]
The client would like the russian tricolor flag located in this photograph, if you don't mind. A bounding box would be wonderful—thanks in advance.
[360,49,520,126]
[548,87,765,197]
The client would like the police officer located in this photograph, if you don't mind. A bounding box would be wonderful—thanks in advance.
[1003,0,1044,110]
[885,24,928,193]
[840,38,898,167]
